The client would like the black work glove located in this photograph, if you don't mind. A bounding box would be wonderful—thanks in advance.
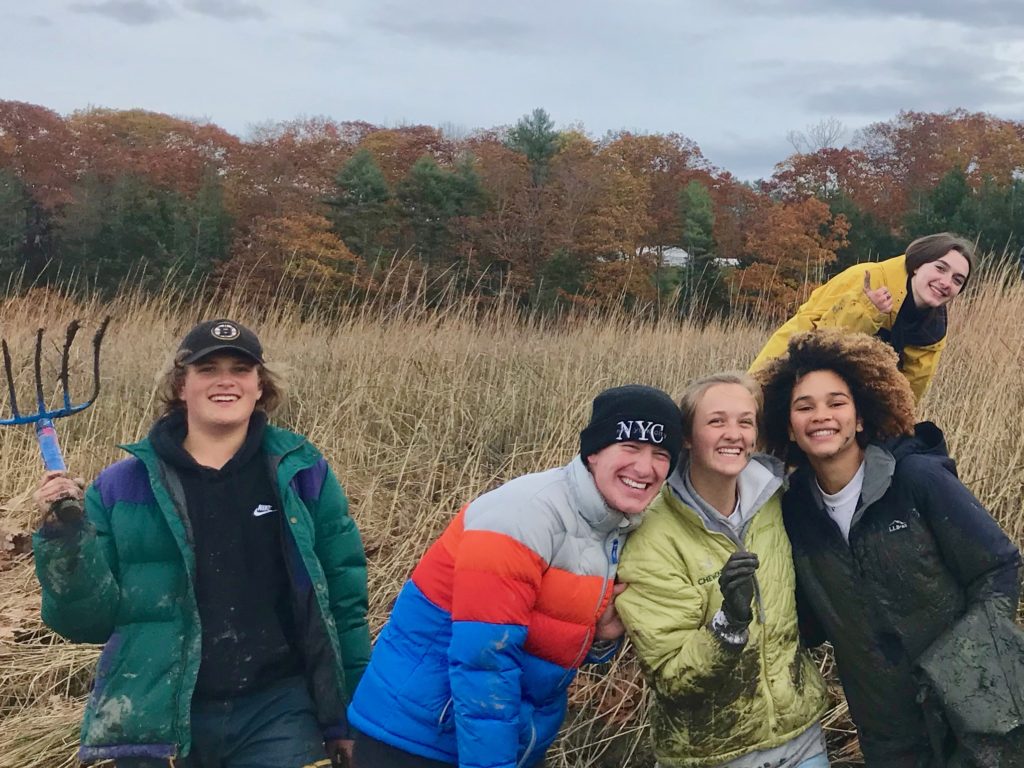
[718,551,759,628]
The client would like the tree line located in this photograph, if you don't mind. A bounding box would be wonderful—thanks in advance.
[2,101,1023,319]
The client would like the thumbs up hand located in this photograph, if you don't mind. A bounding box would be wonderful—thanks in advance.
[863,271,893,314]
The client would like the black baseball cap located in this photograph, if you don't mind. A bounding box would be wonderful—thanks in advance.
[178,319,264,364]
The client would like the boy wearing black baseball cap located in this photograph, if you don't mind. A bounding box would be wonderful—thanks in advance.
[34,319,369,768]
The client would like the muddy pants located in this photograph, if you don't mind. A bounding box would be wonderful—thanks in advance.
[113,676,329,768]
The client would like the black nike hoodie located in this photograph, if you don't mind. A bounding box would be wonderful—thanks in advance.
[149,409,301,699]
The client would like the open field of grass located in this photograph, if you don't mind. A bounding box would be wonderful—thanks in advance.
[1,273,1022,767]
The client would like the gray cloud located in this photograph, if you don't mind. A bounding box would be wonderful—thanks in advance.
[368,4,537,52]
[182,0,267,21]
[793,48,1024,118]
[15,0,1023,186]
[70,0,174,25]
[703,136,795,182]
[299,29,351,46]
[725,0,1024,29]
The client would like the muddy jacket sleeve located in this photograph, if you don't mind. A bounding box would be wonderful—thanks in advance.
[910,456,1022,625]
[616,537,745,700]
[448,528,544,768]
[311,463,371,701]
[33,482,121,644]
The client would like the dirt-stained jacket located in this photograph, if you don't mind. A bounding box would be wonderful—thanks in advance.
[783,422,1022,767]
[33,425,370,763]
[616,456,827,768]
[917,600,1024,767]
[347,457,635,768]
[749,255,946,402]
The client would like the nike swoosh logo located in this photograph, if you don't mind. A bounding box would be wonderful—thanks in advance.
[252,505,275,517]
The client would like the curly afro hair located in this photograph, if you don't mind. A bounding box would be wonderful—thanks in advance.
[753,329,916,462]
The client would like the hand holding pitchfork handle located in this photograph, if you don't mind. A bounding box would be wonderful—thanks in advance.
[2,318,110,525]
[35,422,86,523]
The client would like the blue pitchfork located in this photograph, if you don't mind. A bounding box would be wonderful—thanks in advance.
[1,318,111,520]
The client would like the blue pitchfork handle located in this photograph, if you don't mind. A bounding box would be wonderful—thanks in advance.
[36,418,67,472]
[36,419,83,523]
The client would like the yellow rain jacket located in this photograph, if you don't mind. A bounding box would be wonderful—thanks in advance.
[749,255,945,402]
[616,459,827,767]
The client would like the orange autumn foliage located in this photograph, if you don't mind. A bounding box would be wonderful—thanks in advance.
[221,213,368,302]
[732,197,850,321]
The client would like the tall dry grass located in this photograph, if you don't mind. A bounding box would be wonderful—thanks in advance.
[0,270,1022,767]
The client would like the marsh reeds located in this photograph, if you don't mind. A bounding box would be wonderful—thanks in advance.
[1,266,1021,767]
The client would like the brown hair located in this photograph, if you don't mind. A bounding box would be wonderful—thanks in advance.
[904,232,975,291]
[753,329,915,463]
[678,371,763,465]
[156,351,285,417]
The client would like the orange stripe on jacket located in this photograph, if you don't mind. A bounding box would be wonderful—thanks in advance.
[534,567,607,625]
[412,507,614,668]
[525,572,610,667]
[411,507,468,611]
[452,529,546,626]
[525,612,592,668]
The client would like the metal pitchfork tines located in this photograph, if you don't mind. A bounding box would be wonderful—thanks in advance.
[1,318,110,520]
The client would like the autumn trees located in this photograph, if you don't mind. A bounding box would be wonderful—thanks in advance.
[734,197,850,321]
[2,100,1023,318]
[768,110,1024,276]
[325,149,392,261]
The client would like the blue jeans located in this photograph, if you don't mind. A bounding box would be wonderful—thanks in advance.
[115,676,329,768]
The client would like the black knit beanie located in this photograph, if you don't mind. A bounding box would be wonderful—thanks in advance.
[580,385,682,473]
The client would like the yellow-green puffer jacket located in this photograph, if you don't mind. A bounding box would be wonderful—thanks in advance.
[616,459,827,768]
[748,254,943,402]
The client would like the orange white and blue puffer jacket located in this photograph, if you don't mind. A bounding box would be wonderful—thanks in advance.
[347,457,639,768]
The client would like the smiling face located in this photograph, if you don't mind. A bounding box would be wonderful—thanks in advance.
[687,383,757,484]
[179,352,262,433]
[587,441,672,515]
[788,370,863,466]
[910,249,970,309]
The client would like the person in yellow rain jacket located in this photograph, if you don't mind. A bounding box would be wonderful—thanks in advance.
[749,233,974,402]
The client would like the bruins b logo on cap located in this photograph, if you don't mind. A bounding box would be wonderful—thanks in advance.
[179,318,264,364]
[211,322,240,341]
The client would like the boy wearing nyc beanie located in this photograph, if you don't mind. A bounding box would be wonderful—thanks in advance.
[349,385,682,768]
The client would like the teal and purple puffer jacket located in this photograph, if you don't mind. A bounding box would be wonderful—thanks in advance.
[33,424,370,762]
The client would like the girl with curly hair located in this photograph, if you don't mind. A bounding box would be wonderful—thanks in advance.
[755,329,1022,768]
[750,232,974,402]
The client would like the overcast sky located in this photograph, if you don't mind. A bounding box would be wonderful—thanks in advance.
[4,0,1024,180]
